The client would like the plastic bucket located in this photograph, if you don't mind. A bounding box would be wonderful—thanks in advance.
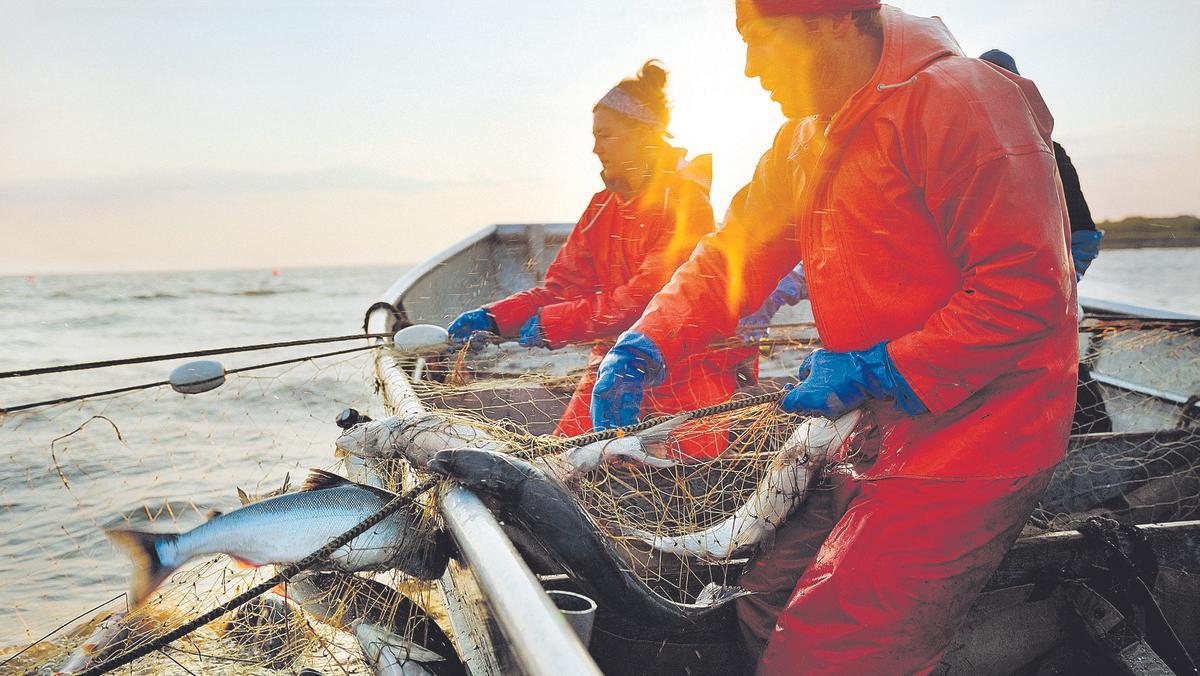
[547,589,597,646]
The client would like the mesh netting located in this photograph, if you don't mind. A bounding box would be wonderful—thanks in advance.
[0,347,447,674]
[2,316,1197,673]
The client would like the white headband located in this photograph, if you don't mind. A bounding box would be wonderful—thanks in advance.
[596,87,663,129]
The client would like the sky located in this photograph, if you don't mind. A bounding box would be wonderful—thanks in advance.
[1,1,1198,275]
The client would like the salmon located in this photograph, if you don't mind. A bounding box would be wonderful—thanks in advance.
[106,469,450,606]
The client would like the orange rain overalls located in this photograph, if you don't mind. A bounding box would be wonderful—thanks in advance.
[623,7,1078,672]
[488,151,750,458]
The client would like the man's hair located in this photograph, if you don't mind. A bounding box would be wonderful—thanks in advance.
[851,8,883,39]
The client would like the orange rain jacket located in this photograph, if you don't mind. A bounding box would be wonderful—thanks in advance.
[629,9,1079,480]
[488,151,750,453]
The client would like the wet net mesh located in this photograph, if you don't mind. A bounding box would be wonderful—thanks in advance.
[1,316,1198,673]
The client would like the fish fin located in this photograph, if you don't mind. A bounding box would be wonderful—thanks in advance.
[300,468,354,492]
[228,554,263,569]
[105,529,175,607]
[694,582,752,607]
[636,413,691,455]
[236,487,252,505]
[204,509,224,520]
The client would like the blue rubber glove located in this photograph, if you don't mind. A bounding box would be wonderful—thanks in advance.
[447,308,498,343]
[590,332,666,430]
[518,313,548,348]
[1071,229,1103,281]
[782,342,927,418]
[738,266,808,340]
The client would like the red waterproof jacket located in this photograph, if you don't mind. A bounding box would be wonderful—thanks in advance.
[631,7,1078,479]
[488,151,716,347]
[489,151,752,453]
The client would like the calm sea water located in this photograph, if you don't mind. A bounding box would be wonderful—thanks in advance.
[0,249,1197,647]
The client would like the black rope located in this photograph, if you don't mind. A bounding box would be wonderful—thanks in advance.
[1,344,381,414]
[0,333,392,380]
[558,389,788,448]
[78,476,441,676]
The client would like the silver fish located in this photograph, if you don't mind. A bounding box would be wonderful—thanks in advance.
[336,412,684,479]
[356,622,442,676]
[280,571,464,676]
[530,414,687,483]
[53,610,131,675]
[630,411,862,561]
[106,469,449,606]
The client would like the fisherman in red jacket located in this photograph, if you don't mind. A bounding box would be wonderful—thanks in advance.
[448,61,746,458]
[590,2,1078,672]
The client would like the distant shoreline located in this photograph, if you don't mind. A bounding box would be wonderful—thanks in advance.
[1098,215,1200,250]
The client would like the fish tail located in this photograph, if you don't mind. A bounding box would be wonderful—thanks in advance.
[695,582,752,606]
[637,412,691,456]
[105,529,176,607]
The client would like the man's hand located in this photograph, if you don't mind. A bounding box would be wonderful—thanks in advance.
[518,313,548,348]
[447,308,499,343]
[782,342,927,418]
[590,332,666,430]
[738,266,808,340]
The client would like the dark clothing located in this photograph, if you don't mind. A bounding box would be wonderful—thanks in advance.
[1054,141,1097,234]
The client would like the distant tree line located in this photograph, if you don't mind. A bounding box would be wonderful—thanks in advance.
[1098,215,1200,249]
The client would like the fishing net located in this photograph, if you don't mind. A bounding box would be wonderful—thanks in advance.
[0,346,446,674]
[402,315,1200,602]
[2,311,1198,674]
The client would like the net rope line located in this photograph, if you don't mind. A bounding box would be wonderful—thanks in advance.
[1,344,382,414]
[0,332,394,379]
[76,476,441,676]
[63,387,788,674]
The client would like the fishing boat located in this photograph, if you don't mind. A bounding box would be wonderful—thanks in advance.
[363,222,1200,675]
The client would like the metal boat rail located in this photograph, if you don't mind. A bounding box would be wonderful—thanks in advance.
[366,299,600,676]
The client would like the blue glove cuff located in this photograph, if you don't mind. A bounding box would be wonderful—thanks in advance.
[1070,229,1104,280]
[518,313,547,348]
[784,342,927,418]
[613,331,667,387]
[871,343,927,416]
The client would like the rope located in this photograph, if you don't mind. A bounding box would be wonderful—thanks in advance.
[0,332,393,380]
[1,344,380,414]
[78,476,442,676]
[558,389,788,448]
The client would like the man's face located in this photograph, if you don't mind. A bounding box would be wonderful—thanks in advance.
[741,16,842,120]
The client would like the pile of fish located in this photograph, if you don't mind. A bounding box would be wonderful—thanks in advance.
[79,386,854,673]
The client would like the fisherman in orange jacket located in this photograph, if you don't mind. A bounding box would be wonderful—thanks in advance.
[590,2,1077,672]
[448,61,747,459]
